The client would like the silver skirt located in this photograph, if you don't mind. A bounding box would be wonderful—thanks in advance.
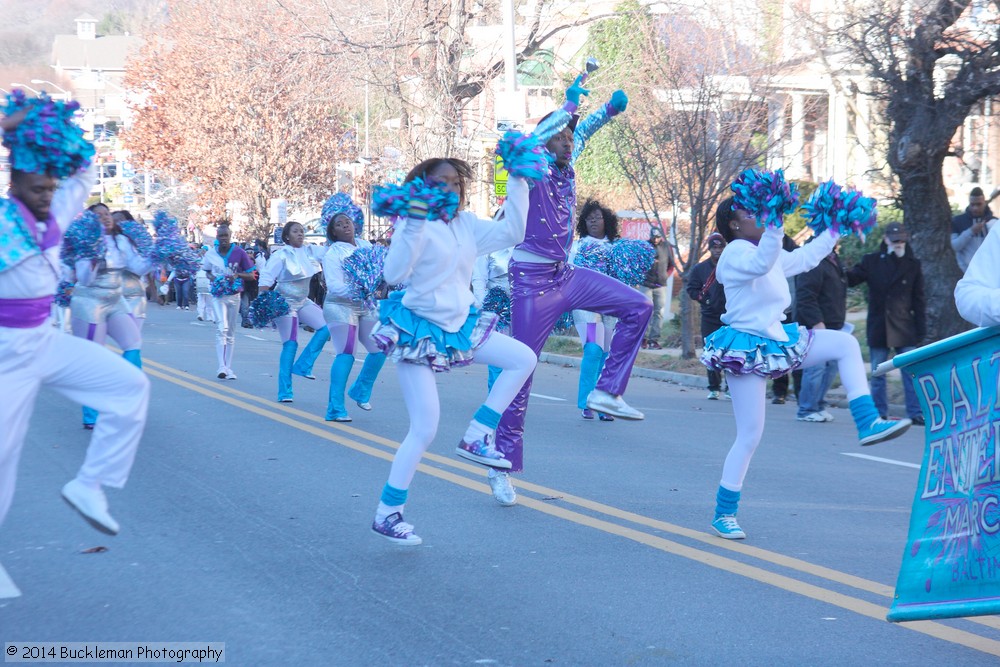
[277,278,312,313]
[323,295,377,327]
[122,272,147,319]
[71,269,132,324]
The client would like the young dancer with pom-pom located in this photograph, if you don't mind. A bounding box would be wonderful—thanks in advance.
[569,200,620,421]
[319,193,387,422]
[368,152,540,544]
[112,210,154,330]
[492,76,653,505]
[66,203,154,429]
[257,221,329,402]
[202,223,256,379]
[703,173,911,540]
[0,95,149,593]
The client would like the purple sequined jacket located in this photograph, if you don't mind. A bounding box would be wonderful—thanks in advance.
[516,100,619,262]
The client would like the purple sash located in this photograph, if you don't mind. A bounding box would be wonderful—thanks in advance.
[0,296,55,328]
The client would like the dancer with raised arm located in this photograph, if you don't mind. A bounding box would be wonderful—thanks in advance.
[0,93,149,597]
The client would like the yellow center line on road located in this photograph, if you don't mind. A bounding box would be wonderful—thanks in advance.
[142,359,1000,654]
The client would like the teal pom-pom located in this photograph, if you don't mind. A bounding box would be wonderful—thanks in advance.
[572,242,610,274]
[119,219,154,258]
[371,177,459,222]
[608,239,655,286]
[495,131,552,183]
[210,275,243,297]
[248,290,290,327]
[151,210,200,273]
[61,211,105,264]
[2,90,94,178]
[342,244,388,307]
[55,280,74,307]
[731,168,800,228]
[482,286,511,330]
[802,180,877,240]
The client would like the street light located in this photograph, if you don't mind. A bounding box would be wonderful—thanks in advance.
[10,83,40,95]
[30,79,72,99]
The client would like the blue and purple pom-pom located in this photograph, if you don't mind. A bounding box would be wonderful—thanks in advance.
[801,180,878,240]
[342,244,388,307]
[248,290,290,327]
[210,275,243,297]
[119,219,154,259]
[572,242,610,274]
[61,210,104,263]
[2,90,95,178]
[321,192,365,235]
[495,131,553,183]
[372,177,460,222]
[608,239,656,286]
[731,168,800,228]
[482,286,512,330]
[151,210,200,273]
[55,280,74,307]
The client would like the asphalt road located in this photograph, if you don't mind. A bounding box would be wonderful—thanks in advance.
[2,305,998,666]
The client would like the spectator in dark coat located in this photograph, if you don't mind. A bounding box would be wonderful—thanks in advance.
[847,222,926,424]
[794,242,847,422]
[951,187,998,273]
[686,233,727,399]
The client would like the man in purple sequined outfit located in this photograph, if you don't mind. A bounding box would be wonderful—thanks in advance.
[493,79,653,478]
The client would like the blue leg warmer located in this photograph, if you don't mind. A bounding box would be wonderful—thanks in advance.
[577,342,605,409]
[348,352,387,404]
[715,486,741,518]
[326,354,355,420]
[278,340,298,401]
[292,326,329,378]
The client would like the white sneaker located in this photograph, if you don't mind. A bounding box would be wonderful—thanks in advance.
[217,367,228,379]
[585,389,644,420]
[61,479,120,535]
[225,369,238,380]
[819,410,835,422]
[488,470,517,506]
[356,401,373,411]
[706,390,721,400]
[797,412,829,423]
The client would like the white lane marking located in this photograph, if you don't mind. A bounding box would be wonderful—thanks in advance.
[841,453,920,469]
[245,335,267,341]
[529,392,566,401]
[0,562,21,599]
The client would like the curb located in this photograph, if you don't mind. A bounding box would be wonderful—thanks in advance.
[537,352,910,414]
[538,352,708,389]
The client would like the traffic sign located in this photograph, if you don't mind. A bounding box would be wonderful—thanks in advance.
[494,155,509,197]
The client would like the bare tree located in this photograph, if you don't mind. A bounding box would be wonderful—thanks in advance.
[602,8,772,357]
[124,0,356,241]
[276,0,624,163]
[830,0,1000,341]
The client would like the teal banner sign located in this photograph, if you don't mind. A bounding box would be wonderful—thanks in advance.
[883,326,1000,622]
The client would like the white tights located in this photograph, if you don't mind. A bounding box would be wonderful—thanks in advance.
[720,329,868,490]
[385,332,536,491]
[329,318,379,356]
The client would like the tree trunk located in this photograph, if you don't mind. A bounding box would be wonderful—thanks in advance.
[897,159,971,343]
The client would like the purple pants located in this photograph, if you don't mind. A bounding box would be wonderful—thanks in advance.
[495,261,653,471]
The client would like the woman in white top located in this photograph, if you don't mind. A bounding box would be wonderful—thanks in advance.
[702,193,911,541]
[258,221,329,402]
[368,157,536,545]
[111,210,151,329]
[955,222,1000,326]
[569,200,619,421]
[70,203,153,429]
[319,193,386,422]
